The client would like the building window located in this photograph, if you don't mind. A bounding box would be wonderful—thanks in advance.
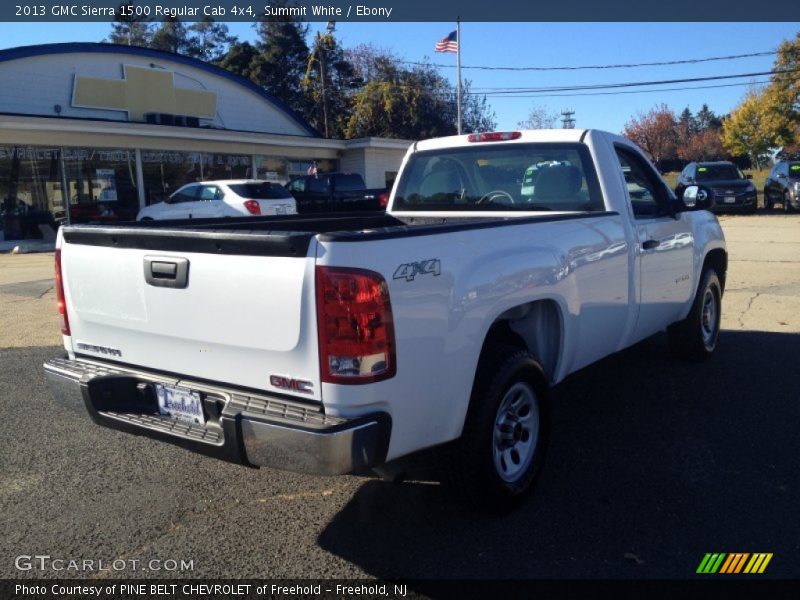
[140,151,252,205]
[61,148,139,223]
[1,145,63,240]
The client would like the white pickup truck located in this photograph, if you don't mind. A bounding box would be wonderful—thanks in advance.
[45,129,727,510]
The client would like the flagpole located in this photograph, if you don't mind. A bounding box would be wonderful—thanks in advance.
[456,18,462,135]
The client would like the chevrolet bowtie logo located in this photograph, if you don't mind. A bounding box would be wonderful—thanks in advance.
[72,64,217,122]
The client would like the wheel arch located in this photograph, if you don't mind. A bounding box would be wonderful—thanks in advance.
[476,298,564,386]
[702,248,728,293]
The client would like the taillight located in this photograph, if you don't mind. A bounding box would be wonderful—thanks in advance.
[316,266,396,384]
[55,249,70,335]
[467,131,522,143]
[243,200,261,215]
[378,192,389,209]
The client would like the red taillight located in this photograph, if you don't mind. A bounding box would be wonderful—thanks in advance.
[378,192,389,209]
[243,200,261,215]
[55,249,70,335]
[467,131,522,143]
[316,266,396,384]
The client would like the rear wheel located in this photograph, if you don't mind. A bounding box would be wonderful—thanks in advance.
[448,347,549,512]
[668,269,722,361]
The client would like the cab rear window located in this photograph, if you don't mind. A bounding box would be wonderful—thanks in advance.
[228,183,292,199]
[393,143,603,212]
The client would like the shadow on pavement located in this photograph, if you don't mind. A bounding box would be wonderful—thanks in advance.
[318,330,800,581]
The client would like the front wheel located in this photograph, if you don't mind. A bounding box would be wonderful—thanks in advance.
[668,269,722,361]
[784,192,794,214]
[764,189,773,210]
[448,347,549,511]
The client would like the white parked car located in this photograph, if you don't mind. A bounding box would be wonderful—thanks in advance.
[136,180,297,220]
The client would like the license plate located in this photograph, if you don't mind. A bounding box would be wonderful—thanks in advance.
[275,205,286,215]
[724,197,736,204]
[155,384,205,425]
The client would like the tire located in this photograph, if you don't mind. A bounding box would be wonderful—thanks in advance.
[447,346,550,512]
[668,269,722,361]
[784,191,794,214]
[764,189,773,210]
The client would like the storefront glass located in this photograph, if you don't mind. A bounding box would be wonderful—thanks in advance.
[140,151,252,205]
[1,145,64,241]
[62,148,139,223]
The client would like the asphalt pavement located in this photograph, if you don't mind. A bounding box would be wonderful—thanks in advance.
[1,214,798,581]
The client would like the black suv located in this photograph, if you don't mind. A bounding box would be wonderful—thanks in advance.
[764,161,800,213]
[675,161,757,214]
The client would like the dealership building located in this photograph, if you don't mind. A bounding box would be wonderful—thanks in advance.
[0,42,411,241]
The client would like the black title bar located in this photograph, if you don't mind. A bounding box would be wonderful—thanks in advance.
[3,0,800,22]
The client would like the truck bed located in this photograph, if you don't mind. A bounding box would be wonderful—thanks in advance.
[62,211,617,257]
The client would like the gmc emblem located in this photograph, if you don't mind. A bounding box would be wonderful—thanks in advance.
[270,375,314,394]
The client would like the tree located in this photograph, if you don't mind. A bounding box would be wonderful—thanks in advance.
[188,18,234,62]
[695,103,722,131]
[150,18,192,55]
[107,2,152,47]
[303,32,357,138]
[215,41,259,79]
[760,33,800,149]
[721,88,778,169]
[249,4,312,119]
[460,80,496,133]
[622,104,679,164]
[678,129,726,162]
[517,104,558,129]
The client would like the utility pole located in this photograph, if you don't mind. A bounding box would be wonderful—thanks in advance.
[317,32,330,138]
[561,109,575,129]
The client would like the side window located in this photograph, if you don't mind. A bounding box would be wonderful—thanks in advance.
[308,176,328,195]
[615,146,671,219]
[198,185,222,201]
[170,186,197,203]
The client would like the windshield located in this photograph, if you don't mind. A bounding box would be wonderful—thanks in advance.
[695,164,744,181]
[228,183,292,199]
[789,163,800,179]
[393,143,603,212]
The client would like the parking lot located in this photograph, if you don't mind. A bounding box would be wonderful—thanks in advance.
[1,214,798,580]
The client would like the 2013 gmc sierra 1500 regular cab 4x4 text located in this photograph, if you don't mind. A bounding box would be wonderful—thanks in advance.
[44,129,727,510]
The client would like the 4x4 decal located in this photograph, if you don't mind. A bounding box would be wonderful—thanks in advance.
[393,259,441,282]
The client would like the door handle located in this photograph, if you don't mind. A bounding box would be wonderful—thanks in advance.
[642,239,660,250]
[144,256,189,288]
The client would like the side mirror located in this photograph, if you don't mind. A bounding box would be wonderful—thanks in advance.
[681,185,714,211]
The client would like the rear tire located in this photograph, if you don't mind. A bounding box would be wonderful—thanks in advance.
[447,346,550,512]
[668,269,722,361]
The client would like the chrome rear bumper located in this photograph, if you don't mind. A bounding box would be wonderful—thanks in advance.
[44,355,390,475]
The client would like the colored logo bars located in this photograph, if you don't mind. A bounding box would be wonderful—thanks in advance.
[696,553,773,574]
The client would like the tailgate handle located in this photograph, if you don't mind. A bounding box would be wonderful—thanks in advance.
[144,256,189,288]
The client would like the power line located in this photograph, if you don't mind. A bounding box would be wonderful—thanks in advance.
[398,50,777,72]
[466,68,799,95]
[480,79,774,99]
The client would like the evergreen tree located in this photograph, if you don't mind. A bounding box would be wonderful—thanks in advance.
[107,2,152,47]
[151,18,191,55]
[188,17,234,62]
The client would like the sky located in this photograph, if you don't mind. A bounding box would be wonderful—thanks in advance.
[1,21,799,133]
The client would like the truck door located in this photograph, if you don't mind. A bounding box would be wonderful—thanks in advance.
[615,146,695,342]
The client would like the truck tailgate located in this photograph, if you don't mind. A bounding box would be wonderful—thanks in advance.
[59,230,321,400]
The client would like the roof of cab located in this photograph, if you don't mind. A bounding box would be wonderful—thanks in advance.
[413,129,590,152]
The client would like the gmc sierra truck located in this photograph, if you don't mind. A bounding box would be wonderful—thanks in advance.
[44,130,727,510]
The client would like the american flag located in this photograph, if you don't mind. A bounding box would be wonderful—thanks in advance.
[435,30,458,53]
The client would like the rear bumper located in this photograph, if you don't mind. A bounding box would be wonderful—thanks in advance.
[44,355,390,475]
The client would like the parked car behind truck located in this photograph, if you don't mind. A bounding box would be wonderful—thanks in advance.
[675,161,757,214]
[45,129,726,511]
[286,172,387,213]
[137,180,296,221]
